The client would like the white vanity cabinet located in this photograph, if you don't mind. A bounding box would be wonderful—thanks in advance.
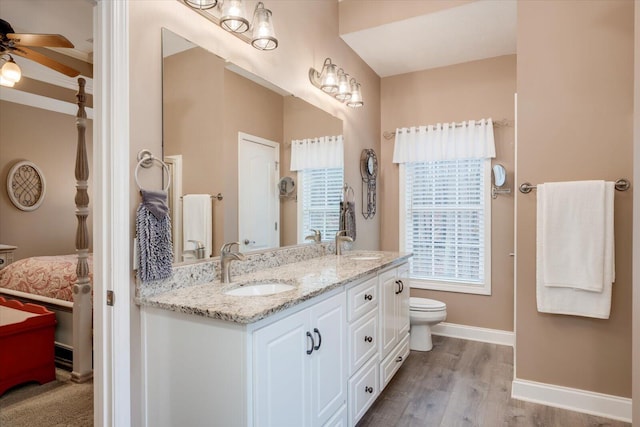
[378,263,410,390]
[253,292,346,427]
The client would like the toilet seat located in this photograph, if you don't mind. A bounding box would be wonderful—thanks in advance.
[410,297,446,312]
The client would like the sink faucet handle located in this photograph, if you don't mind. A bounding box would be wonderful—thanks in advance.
[188,239,205,249]
[221,241,241,253]
[305,229,322,242]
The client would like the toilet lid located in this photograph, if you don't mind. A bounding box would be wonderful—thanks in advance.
[410,297,446,312]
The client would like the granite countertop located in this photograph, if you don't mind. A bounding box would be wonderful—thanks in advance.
[138,250,411,324]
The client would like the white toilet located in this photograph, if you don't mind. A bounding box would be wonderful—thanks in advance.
[409,297,447,351]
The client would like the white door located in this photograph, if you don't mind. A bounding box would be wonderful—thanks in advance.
[238,132,280,252]
[310,293,347,427]
[254,310,311,427]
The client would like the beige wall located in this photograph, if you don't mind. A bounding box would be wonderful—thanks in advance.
[281,97,343,247]
[0,101,93,260]
[516,0,633,397]
[339,0,474,35]
[380,55,516,331]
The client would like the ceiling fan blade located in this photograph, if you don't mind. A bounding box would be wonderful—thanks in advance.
[13,47,80,77]
[6,33,74,48]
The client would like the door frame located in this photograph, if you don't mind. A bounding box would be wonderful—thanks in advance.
[94,0,131,425]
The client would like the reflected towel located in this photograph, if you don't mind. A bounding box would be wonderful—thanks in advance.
[183,194,212,258]
[340,201,356,241]
[136,190,173,282]
[536,181,615,319]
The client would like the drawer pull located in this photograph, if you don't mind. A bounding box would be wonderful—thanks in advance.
[398,280,404,293]
[313,328,322,351]
[0,259,4,265]
[364,336,373,343]
[395,356,403,363]
[365,386,373,394]
[395,280,401,294]
[364,294,373,301]
[306,331,315,355]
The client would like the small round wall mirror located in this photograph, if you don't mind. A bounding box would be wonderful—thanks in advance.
[278,176,295,197]
[493,164,507,187]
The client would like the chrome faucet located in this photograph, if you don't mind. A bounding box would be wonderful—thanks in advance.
[220,242,246,283]
[335,230,353,256]
[305,229,322,243]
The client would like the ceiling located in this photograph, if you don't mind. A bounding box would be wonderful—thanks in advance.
[0,0,94,63]
[340,0,517,77]
[0,0,516,81]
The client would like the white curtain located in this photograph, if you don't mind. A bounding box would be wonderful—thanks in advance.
[290,135,344,171]
[392,119,496,163]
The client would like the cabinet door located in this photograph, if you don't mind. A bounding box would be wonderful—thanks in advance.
[310,293,347,427]
[254,309,311,427]
[396,264,410,339]
[378,268,398,359]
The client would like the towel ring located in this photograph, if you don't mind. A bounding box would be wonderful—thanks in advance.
[135,155,171,192]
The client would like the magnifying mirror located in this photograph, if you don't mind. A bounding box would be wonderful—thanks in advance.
[493,164,507,187]
[278,176,296,197]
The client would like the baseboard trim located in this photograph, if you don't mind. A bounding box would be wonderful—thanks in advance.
[511,379,632,423]
[431,322,514,346]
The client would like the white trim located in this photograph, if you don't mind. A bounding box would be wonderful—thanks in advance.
[513,92,519,380]
[0,87,95,118]
[431,321,514,346]
[94,0,131,426]
[511,379,632,423]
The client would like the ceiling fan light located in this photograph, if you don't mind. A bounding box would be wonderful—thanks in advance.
[334,70,351,102]
[220,0,250,33]
[346,80,363,108]
[251,2,278,51]
[1,59,21,83]
[0,75,15,87]
[185,0,218,10]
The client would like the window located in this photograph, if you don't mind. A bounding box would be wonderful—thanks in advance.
[400,158,491,295]
[298,167,344,243]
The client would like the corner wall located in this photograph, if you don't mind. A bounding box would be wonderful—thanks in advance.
[380,55,516,331]
[516,0,633,398]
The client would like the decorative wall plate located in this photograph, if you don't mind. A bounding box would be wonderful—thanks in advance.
[6,160,46,211]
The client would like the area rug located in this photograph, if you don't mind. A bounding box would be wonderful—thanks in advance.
[0,369,93,426]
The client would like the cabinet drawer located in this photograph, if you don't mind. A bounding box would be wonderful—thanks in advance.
[348,355,379,426]
[347,276,377,322]
[348,308,377,375]
[380,333,410,391]
[323,404,347,427]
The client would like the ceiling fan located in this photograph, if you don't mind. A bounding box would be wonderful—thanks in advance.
[0,18,80,86]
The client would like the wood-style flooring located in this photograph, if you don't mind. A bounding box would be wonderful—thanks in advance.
[357,336,630,427]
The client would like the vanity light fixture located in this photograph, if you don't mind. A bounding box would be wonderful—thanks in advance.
[0,55,21,88]
[309,58,364,108]
[184,0,218,10]
[182,0,278,51]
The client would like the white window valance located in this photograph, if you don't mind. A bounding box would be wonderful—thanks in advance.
[290,135,344,171]
[392,119,496,164]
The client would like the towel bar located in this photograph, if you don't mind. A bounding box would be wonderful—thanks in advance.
[519,178,630,194]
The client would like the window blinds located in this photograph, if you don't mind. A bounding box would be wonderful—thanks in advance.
[404,158,485,284]
[300,168,343,242]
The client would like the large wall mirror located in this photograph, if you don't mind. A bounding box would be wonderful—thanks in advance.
[162,29,343,262]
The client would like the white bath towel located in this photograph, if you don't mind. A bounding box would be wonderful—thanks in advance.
[183,194,212,258]
[536,181,615,319]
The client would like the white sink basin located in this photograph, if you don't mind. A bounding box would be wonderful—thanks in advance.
[225,283,296,297]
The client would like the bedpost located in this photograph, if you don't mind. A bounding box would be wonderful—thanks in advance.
[72,77,92,383]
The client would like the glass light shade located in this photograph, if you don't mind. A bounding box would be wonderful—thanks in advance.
[346,81,363,108]
[321,63,338,94]
[1,59,21,83]
[184,0,217,9]
[220,0,250,33]
[251,3,278,50]
[0,75,15,87]
[334,70,352,102]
